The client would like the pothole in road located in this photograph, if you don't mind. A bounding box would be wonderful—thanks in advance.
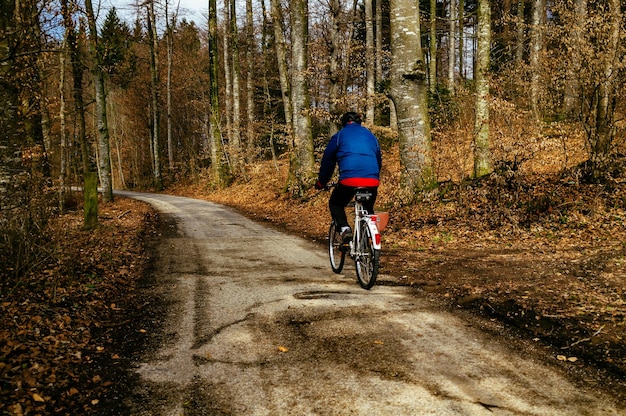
[293,290,353,300]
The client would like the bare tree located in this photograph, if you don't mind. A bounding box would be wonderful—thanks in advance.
[209,0,227,186]
[389,0,436,198]
[474,0,492,177]
[584,0,622,179]
[60,0,88,175]
[165,0,179,174]
[448,0,456,93]
[375,0,383,84]
[245,0,256,162]
[288,0,315,195]
[429,0,437,93]
[85,0,114,201]
[146,0,163,190]
[59,37,68,209]
[562,0,587,118]
[529,0,545,118]
[269,0,293,132]
[229,0,244,175]
[328,0,342,135]
[515,0,525,63]
[365,0,375,121]
[459,0,465,79]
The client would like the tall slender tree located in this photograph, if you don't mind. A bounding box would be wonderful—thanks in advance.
[341,0,359,105]
[209,0,227,186]
[328,0,342,135]
[429,0,437,93]
[229,0,243,175]
[165,0,179,173]
[459,0,465,79]
[288,0,315,195]
[85,0,114,202]
[587,0,622,179]
[473,0,492,178]
[222,0,233,172]
[147,0,163,190]
[270,0,293,132]
[60,0,90,218]
[389,0,436,198]
[245,0,256,162]
[375,0,383,84]
[448,0,456,93]
[529,0,545,118]
[365,0,375,122]
[515,0,525,63]
[562,0,587,118]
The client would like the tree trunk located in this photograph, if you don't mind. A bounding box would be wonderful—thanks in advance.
[529,0,544,118]
[32,8,51,158]
[61,0,96,227]
[365,0,375,122]
[341,0,359,101]
[209,0,226,186]
[246,0,256,162]
[229,0,243,176]
[448,0,456,94]
[85,0,114,201]
[459,0,465,79]
[14,0,49,177]
[473,0,492,178]
[0,0,18,191]
[429,0,437,93]
[261,0,271,118]
[59,38,68,210]
[562,0,586,118]
[389,0,436,199]
[61,0,89,175]
[590,0,620,178]
[147,0,163,191]
[328,0,342,135]
[269,0,293,132]
[375,0,383,84]
[288,0,315,195]
[223,0,233,158]
[166,2,177,174]
[83,171,99,229]
[515,0,525,63]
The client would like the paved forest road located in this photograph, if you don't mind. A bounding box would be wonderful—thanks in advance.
[115,191,623,416]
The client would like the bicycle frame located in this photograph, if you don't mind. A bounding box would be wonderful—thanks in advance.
[350,200,381,253]
[326,183,381,289]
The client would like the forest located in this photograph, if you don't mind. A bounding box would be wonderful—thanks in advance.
[1,0,625,254]
[1,0,626,413]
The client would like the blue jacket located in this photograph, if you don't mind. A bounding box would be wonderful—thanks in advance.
[317,123,382,186]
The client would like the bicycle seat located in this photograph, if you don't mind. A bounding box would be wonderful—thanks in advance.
[354,188,372,202]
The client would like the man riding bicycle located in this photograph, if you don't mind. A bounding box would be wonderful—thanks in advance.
[315,112,382,245]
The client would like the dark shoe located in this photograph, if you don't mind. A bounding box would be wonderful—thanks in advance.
[340,228,353,245]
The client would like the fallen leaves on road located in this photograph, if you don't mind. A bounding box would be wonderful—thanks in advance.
[0,197,158,415]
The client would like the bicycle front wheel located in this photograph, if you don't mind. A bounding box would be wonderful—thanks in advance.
[354,220,380,289]
[328,222,345,273]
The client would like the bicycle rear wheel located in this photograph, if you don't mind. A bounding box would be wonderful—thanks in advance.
[354,220,379,289]
[328,222,345,273]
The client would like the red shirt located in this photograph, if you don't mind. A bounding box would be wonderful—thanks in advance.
[339,177,380,187]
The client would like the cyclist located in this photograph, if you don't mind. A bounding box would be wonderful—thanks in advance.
[315,112,382,245]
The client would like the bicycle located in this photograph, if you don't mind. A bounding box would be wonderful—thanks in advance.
[326,184,383,290]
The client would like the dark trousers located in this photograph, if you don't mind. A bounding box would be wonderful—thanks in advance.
[329,184,378,229]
